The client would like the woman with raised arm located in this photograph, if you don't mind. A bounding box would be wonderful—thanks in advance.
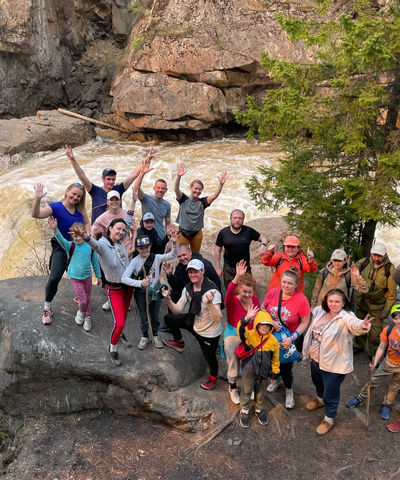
[174,163,228,252]
[223,260,260,405]
[32,182,89,325]
[69,189,136,367]
[303,289,372,435]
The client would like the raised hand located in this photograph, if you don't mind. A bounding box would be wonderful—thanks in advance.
[218,171,228,185]
[307,247,314,260]
[65,144,74,161]
[163,262,173,276]
[69,224,86,238]
[34,183,47,199]
[177,163,187,177]
[350,264,360,277]
[236,259,247,277]
[267,243,276,254]
[48,215,58,231]
[204,290,216,304]
[161,286,171,299]
[361,314,373,331]
[244,303,259,322]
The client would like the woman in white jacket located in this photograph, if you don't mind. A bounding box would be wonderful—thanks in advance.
[303,289,372,436]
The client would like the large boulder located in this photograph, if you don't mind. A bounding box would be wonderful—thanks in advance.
[0,110,95,157]
[109,0,316,132]
[0,276,230,431]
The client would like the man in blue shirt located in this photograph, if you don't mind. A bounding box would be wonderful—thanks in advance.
[66,144,155,224]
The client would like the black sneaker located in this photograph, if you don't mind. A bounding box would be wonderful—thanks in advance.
[240,411,250,428]
[119,333,132,348]
[108,347,122,366]
[255,410,269,426]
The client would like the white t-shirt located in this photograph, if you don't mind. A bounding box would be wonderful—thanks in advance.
[177,287,223,338]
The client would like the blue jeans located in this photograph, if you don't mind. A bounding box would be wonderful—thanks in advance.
[310,359,346,418]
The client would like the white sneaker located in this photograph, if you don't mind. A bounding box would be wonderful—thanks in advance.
[75,311,85,326]
[153,336,163,349]
[285,388,295,409]
[83,315,92,332]
[102,301,111,311]
[267,377,283,393]
[138,336,149,350]
[229,387,240,405]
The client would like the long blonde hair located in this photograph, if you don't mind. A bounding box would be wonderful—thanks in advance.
[63,183,86,214]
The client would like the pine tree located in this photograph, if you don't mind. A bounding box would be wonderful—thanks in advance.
[236,0,400,259]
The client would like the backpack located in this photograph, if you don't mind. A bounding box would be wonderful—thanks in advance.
[386,323,395,344]
[133,253,156,280]
[359,257,392,290]
[321,268,352,298]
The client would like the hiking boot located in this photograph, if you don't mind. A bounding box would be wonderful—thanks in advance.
[42,308,53,325]
[266,377,283,393]
[83,315,92,332]
[380,404,391,420]
[200,375,217,390]
[75,311,84,326]
[119,333,132,348]
[158,322,170,333]
[387,419,400,433]
[316,419,334,435]
[228,387,240,405]
[108,347,122,367]
[306,398,325,411]
[240,410,250,428]
[285,388,295,409]
[255,410,269,426]
[138,336,149,350]
[153,336,164,349]
[162,339,185,352]
[102,301,111,311]
[345,396,363,409]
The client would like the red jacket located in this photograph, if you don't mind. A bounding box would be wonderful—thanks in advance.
[262,250,318,292]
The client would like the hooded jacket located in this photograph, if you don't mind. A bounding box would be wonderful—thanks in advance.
[353,255,396,316]
[311,261,368,308]
[262,249,317,292]
[237,312,280,379]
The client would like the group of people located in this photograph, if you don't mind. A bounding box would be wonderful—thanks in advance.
[31,146,400,435]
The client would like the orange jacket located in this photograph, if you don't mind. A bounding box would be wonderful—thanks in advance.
[262,250,318,292]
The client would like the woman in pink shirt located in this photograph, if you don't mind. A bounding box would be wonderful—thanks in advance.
[223,260,260,405]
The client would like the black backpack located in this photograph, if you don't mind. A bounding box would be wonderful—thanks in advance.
[132,253,156,280]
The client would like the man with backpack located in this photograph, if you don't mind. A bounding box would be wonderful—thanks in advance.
[353,242,396,356]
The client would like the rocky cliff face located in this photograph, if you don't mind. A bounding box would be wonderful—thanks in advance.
[0,0,132,119]
[109,0,317,133]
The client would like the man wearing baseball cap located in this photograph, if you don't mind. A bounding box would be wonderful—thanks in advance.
[65,144,156,223]
[161,259,223,390]
[262,235,318,292]
[353,242,396,356]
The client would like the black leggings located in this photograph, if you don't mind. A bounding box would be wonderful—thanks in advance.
[164,313,220,377]
[45,238,67,303]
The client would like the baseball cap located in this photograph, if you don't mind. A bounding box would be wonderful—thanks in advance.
[284,235,300,247]
[143,212,155,222]
[331,249,347,261]
[370,242,386,256]
[136,236,152,247]
[107,190,120,200]
[187,259,204,271]
[102,168,117,177]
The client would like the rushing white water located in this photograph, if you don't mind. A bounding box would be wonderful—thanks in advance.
[0,136,398,280]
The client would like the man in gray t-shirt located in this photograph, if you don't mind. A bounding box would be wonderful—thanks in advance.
[134,161,171,238]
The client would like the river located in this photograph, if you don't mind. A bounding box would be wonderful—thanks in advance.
[0,136,398,279]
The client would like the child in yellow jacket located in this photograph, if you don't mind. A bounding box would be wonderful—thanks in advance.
[237,307,280,428]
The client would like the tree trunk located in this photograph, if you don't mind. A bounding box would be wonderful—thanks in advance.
[361,219,377,256]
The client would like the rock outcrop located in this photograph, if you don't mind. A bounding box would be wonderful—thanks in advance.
[109,0,316,133]
[0,110,95,158]
[0,276,230,432]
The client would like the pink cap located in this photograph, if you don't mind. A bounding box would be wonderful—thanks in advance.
[284,235,300,247]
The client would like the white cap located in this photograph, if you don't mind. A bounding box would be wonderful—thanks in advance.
[186,259,205,271]
[371,242,386,256]
[107,190,120,200]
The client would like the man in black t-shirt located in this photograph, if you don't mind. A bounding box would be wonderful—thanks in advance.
[214,209,267,288]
